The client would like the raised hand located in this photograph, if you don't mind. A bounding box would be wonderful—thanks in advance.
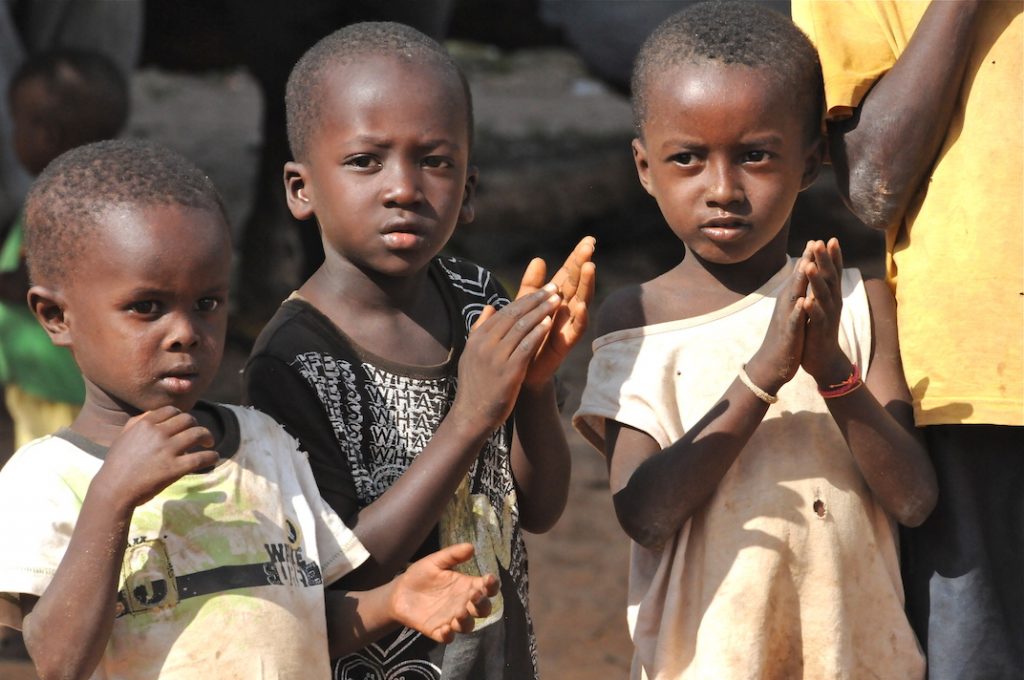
[799,238,852,384]
[93,406,219,510]
[745,255,810,395]
[391,543,499,643]
[515,236,597,386]
[451,285,562,433]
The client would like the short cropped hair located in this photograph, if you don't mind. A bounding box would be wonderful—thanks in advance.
[25,139,227,287]
[9,48,129,147]
[285,21,473,161]
[631,1,823,142]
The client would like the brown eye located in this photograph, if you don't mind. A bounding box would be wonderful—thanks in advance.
[345,155,379,169]
[195,298,220,312]
[129,301,159,315]
[423,156,453,169]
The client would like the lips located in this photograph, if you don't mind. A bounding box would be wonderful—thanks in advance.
[699,218,750,243]
[158,367,201,394]
[381,221,428,248]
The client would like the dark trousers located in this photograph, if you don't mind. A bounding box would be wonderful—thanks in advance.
[901,425,1024,680]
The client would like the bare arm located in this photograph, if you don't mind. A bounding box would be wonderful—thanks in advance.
[20,493,131,680]
[829,0,982,230]
[336,288,561,589]
[21,408,218,680]
[509,380,572,534]
[608,265,811,550]
[799,241,936,525]
[509,237,597,534]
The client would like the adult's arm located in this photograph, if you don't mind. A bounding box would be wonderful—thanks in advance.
[826,0,982,230]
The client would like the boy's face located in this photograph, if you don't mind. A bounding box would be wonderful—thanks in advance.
[53,204,230,418]
[285,55,476,278]
[633,62,821,267]
[9,76,61,176]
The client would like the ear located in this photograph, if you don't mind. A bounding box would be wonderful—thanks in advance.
[27,285,71,348]
[632,138,654,196]
[284,161,315,220]
[799,135,825,191]
[458,165,479,225]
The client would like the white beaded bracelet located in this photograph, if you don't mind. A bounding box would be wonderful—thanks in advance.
[739,365,778,404]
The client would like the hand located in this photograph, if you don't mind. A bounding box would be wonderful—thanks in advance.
[746,257,809,395]
[91,406,219,510]
[799,239,853,384]
[516,236,597,387]
[451,285,561,433]
[390,543,499,644]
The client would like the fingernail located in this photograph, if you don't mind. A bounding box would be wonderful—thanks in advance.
[543,283,557,293]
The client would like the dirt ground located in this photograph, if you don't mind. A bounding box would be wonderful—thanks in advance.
[0,48,640,678]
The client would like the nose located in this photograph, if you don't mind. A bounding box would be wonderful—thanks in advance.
[382,160,422,207]
[166,312,201,350]
[704,159,744,208]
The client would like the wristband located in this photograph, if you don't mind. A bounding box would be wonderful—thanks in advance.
[739,365,778,404]
[818,363,863,399]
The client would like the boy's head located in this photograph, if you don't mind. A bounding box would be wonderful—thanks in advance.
[8,49,129,175]
[284,21,473,162]
[629,1,824,267]
[631,1,823,143]
[25,140,231,416]
[282,22,477,278]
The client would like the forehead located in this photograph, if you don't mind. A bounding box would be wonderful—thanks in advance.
[642,61,796,137]
[314,54,470,145]
[81,203,231,277]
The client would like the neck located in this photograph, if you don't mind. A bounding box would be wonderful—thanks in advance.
[70,389,143,447]
[302,256,433,317]
[680,225,791,296]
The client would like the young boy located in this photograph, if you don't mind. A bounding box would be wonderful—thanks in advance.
[244,22,594,679]
[0,139,499,680]
[572,3,937,679]
[0,48,129,450]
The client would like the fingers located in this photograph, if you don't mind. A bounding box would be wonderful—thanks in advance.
[427,543,475,571]
[573,260,596,309]
[803,239,843,320]
[477,286,560,352]
[515,258,547,300]
[177,448,221,473]
[550,236,597,301]
[470,304,496,331]
[782,255,809,309]
[126,404,184,430]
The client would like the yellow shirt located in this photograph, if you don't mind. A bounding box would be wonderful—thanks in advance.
[793,0,1024,426]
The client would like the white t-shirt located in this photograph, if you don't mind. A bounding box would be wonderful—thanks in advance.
[574,261,923,680]
[0,403,368,679]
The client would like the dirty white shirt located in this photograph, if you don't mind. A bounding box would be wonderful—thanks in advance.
[0,403,368,679]
[574,261,924,680]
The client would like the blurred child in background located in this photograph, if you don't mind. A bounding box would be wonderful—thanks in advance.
[0,49,128,450]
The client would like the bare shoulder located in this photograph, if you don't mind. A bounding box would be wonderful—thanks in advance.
[596,267,706,337]
[595,284,647,337]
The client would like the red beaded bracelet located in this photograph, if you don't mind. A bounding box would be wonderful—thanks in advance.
[818,363,863,399]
